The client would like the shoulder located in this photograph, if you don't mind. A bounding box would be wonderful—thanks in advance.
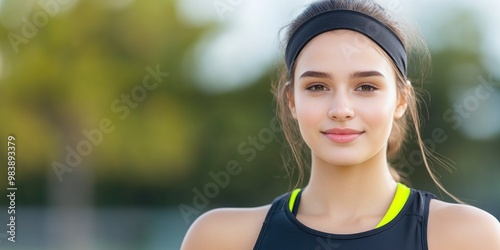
[181,205,271,250]
[428,199,500,250]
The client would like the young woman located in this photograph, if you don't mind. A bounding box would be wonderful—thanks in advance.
[181,0,500,249]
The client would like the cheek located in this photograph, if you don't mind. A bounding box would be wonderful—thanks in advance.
[295,102,315,129]
[294,95,327,124]
[293,95,329,143]
[359,95,397,131]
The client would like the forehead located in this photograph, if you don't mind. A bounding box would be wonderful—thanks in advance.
[294,29,395,79]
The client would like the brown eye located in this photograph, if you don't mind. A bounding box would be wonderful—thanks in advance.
[306,84,328,91]
[356,84,377,92]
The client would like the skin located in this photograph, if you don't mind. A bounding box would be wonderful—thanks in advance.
[181,30,500,250]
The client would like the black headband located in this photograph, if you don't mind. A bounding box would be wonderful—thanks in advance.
[285,10,407,77]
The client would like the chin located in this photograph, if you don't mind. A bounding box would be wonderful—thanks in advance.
[328,160,365,167]
[316,153,370,167]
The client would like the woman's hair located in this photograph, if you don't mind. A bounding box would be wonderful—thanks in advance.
[274,0,462,202]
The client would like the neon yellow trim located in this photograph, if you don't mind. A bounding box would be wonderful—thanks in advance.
[375,183,411,228]
[289,188,302,212]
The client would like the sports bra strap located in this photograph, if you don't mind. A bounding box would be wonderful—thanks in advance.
[376,183,411,228]
[288,188,301,213]
[254,193,288,249]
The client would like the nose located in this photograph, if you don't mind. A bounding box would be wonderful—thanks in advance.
[327,91,354,121]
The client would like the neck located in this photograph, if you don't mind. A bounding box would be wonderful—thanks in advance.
[301,149,397,218]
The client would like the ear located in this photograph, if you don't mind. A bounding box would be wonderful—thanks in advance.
[394,80,410,119]
[286,82,297,119]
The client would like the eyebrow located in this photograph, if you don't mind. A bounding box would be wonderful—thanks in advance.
[299,71,333,79]
[351,70,385,78]
[299,70,385,79]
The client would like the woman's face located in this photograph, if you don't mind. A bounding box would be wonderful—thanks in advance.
[290,29,406,167]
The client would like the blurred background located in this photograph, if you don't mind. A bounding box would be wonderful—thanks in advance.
[0,0,498,249]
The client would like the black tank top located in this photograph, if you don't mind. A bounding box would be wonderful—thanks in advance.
[254,188,437,250]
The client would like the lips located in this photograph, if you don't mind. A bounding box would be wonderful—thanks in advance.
[321,128,364,143]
